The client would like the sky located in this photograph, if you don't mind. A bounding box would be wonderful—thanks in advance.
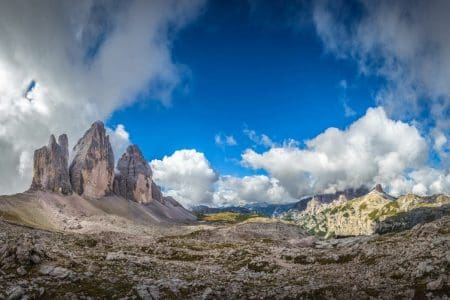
[1,0,450,208]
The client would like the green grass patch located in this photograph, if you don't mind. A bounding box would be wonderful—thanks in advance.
[199,212,261,223]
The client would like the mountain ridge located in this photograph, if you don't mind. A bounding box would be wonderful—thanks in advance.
[1,121,195,231]
[283,185,450,237]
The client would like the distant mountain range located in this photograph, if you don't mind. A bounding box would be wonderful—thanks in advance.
[192,186,370,217]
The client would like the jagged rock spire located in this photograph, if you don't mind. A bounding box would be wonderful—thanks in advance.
[373,184,384,193]
[69,121,114,198]
[30,134,71,194]
[113,144,156,203]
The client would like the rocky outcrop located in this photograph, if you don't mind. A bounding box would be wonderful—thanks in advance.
[113,145,178,207]
[69,121,114,198]
[151,181,163,202]
[373,183,383,193]
[25,121,192,222]
[113,145,153,203]
[30,134,71,195]
[285,185,450,237]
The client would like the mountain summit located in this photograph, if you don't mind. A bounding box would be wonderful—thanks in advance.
[113,144,153,203]
[69,121,115,198]
[3,121,195,231]
[29,134,71,195]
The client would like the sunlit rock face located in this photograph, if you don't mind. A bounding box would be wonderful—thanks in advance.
[113,145,154,203]
[286,184,450,237]
[30,134,71,195]
[69,121,115,198]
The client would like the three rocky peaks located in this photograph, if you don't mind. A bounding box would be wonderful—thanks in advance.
[30,121,168,205]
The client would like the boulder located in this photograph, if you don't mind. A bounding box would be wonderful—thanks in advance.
[69,121,114,198]
[29,134,71,194]
[113,145,153,203]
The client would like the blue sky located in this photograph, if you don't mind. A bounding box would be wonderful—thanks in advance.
[107,0,381,178]
[2,0,449,206]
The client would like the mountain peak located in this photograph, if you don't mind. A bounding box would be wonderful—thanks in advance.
[113,144,154,203]
[69,121,115,198]
[30,134,71,195]
[372,183,384,193]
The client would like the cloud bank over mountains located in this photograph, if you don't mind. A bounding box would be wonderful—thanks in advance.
[151,107,450,208]
[0,0,205,194]
[242,107,427,197]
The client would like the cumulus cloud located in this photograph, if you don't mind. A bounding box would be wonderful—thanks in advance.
[0,0,205,194]
[389,168,450,197]
[150,149,295,208]
[242,107,429,197]
[215,133,237,146]
[312,0,450,161]
[150,150,218,208]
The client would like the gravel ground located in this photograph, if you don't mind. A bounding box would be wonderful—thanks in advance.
[0,216,449,299]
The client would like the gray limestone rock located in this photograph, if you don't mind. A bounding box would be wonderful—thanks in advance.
[29,134,71,194]
[69,121,114,198]
[113,145,153,203]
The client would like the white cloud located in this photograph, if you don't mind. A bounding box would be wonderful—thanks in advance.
[107,124,131,161]
[312,0,450,159]
[242,107,429,197]
[213,175,295,207]
[215,133,237,146]
[150,149,218,208]
[389,168,450,197]
[0,0,205,194]
[150,149,296,208]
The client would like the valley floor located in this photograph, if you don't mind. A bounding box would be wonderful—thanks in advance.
[0,216,449,299]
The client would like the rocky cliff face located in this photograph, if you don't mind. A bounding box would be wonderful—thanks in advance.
[284,185,450,237]
[25,121,194,222]
[113,145,153,203]
[69,121,114,198]
[30,134,71,195]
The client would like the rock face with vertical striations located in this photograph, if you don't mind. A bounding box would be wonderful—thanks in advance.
[30,134,71,194]
[113,145,153,203]
[69,121,114,198]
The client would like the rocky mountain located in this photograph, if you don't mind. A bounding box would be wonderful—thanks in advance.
[1,121,195,229]
[69,121,115,198]
[29,134,71,195]
[284,184,450,237]
[113,144,153,204]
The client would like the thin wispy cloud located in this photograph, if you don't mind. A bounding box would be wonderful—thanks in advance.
[215,133,237,146]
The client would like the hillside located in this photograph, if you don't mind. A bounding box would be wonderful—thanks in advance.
[283,186,450,237]
[0,191,195,234]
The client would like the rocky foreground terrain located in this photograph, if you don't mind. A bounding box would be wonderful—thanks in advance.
[0,214,449,299]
